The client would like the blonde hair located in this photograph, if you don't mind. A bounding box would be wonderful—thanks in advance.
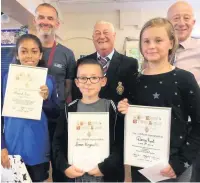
[139,17,178,64]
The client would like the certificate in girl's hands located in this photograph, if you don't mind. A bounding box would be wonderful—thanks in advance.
[2,64,47,120]
[124,105,171,168]
[68,112,109,172]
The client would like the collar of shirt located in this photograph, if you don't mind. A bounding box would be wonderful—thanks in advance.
[179,37,200,50]
[97,49,115,60]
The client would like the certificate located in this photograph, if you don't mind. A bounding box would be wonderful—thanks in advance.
[2,64,47,120]
[68,112,109,172]
[124,105,171,168]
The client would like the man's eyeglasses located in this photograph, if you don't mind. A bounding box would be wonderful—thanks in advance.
[76,76,104,84]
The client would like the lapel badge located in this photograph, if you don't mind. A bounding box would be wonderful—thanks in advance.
[116,81,124,95]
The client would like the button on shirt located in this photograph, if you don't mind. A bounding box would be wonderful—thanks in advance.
[174,37,200,86]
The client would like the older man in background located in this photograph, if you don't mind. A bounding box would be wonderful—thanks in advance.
[168,1,200,182]
[167,1,200,85]
[73,21,138,105]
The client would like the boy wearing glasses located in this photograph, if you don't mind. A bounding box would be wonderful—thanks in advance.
[53,59,122,182]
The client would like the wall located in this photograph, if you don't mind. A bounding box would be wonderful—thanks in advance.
[1,18,22,29]
[192,11,200,38]
[59,8,200,60]
[2,0,200,60]
[59,9,167,60]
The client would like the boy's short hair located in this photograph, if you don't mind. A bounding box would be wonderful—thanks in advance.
[76,59,104,76]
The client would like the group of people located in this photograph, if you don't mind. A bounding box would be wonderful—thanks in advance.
[1,0,200,182]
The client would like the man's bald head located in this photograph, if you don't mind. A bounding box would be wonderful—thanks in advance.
[167,1,195,42]
[167,1,194,19]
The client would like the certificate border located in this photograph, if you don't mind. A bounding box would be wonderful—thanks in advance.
[124,105,171,168]
[67,112,110,169]
[2,64,48,120]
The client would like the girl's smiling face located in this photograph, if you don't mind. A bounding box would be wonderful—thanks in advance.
[141,26,173,63]
[16,39,43,67]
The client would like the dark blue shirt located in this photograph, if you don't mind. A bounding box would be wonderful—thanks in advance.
[43,43,76,105]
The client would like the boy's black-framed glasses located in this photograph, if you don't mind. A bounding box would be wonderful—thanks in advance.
[76,76,104,84]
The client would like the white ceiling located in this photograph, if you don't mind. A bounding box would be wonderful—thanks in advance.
[50,0,177,13]
[45,0,200,13]
[55,0,168,3]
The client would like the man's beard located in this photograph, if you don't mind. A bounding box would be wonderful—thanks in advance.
[39,29,53,37]
[37,24,55,37]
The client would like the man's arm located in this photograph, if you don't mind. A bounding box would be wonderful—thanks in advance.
[52,108,70,172]
[124,57,139,104]
[65,79,72,103]
[65,50,76,103]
